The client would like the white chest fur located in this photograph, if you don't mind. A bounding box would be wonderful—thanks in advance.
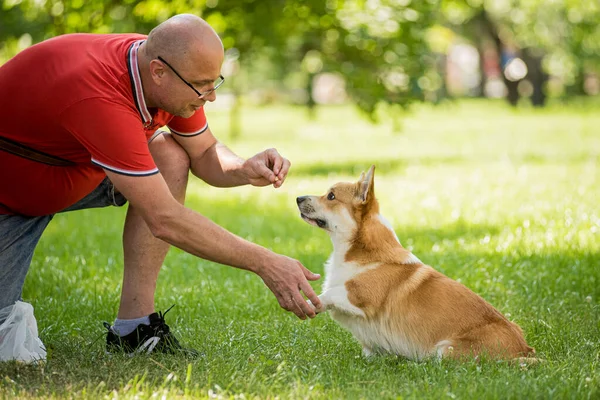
[322,252,430,360]
[321,216,429,360]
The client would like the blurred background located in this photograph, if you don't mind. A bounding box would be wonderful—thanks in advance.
[1,0,599,136]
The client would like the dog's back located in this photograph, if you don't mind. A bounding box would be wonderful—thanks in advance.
[332,224,534,360]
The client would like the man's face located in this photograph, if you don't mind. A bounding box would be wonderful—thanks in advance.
[157,50,224,118]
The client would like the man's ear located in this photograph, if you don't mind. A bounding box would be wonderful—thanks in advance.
[149,59,166,85]
[358,165,375,203]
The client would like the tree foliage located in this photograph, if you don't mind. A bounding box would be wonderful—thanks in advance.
[0,0,597,116]
[439,0,600,101]
[0,0,437,119]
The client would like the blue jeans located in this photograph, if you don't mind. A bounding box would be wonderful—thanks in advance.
[0,178,126,315]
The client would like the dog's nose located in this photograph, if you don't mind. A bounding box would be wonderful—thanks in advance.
[296,196,307,205]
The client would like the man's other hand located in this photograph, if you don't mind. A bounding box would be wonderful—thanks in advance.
[257,255,322,319]
[242,148,290,188]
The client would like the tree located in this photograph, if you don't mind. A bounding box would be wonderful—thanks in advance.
[0,0,438,126]
[439,0,600,106]
[274,0,438,119]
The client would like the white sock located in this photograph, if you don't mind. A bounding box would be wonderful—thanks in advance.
[112,315,151,336]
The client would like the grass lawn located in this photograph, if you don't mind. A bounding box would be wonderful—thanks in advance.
[1,99,599,399]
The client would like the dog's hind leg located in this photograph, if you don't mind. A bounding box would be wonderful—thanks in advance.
[434,340,456,359]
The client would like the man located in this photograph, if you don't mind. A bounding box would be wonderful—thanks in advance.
[0,14,321,357]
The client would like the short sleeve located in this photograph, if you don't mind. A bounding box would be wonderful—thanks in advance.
[60,97,158,176]
[167,107,208,137]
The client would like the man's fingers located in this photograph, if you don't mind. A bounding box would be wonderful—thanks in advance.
[290,288,316,318]
[278,158,291,181]
[300,280,321,310]
[273,159,290,188]
[302,265,321,281]
[255,163,277,183]
[287,297,306,320]
[274,289,305,319]
[249,149,290,187]
[265,258,322,319]
[275,293,288,309]
[277,288,317,319]
[298,264,321,308]
[268,149,283,176]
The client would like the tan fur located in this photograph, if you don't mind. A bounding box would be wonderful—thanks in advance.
[297,165,535,361]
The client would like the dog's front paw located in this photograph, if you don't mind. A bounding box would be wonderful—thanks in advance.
[307,299,325,314]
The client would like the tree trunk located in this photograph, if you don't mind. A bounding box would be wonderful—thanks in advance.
[521,48,549,107]
[565,64,586,97]
[306,72,317,120]
[475,10,521,106]
[230,81,241,140]
[476,43,487,98]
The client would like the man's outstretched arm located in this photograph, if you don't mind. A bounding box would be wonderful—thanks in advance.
[105,169,320,319]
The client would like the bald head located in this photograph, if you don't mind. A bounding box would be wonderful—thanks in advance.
[145,14,223,67]
[140,14,224,113]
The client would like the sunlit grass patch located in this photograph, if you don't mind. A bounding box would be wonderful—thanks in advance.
[3,100,599,399]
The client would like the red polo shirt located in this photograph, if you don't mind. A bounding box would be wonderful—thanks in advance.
[0,34,208,216]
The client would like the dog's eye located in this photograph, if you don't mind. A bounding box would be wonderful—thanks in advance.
[327,192,335,201]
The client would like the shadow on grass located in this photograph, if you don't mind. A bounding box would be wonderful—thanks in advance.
[396,219,501,244]
[34,194,599,286]
[31,196,600,312]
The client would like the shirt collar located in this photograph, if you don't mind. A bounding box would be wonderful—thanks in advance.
[126,40,153,127]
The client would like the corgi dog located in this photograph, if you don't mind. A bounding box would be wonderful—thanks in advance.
[296,166,535,361]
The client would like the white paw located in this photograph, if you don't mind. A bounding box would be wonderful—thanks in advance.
[307,299,325,314]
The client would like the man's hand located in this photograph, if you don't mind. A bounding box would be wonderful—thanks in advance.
[242,148,290,188]
[257,254,322,319]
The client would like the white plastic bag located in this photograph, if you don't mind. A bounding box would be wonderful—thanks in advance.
[0,301,46,363]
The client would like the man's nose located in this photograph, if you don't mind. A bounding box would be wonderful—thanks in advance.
[204,90,217,102]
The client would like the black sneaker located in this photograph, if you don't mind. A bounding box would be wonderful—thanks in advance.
[104,307,199,357]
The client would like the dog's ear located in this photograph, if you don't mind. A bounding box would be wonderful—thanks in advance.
[358,165,376,203]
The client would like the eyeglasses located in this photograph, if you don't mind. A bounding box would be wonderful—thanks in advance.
[157,56,225,99]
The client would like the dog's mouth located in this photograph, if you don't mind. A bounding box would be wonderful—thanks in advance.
[300,213,327,228]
